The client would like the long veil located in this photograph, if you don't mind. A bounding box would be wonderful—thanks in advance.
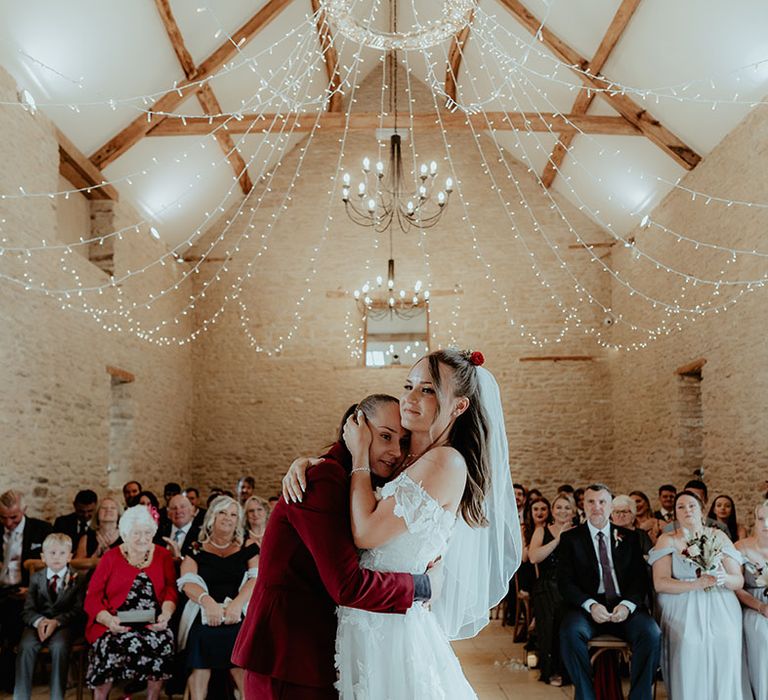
[431,366,523,640]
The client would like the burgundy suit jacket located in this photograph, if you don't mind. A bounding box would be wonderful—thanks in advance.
[232,442,415,688]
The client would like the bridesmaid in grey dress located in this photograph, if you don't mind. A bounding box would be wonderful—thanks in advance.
[648,491,747,700]
[736,500,768,700]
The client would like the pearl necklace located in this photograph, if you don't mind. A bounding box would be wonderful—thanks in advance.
[122,545,151,568]
[207,537,232,550]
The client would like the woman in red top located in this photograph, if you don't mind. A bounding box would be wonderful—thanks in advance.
[84,505,178,700]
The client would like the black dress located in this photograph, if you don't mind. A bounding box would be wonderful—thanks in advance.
[532,527,567,684]
[186,544,259,669]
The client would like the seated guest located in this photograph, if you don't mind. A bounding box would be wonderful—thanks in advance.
[159,483,182,526]
[558,484,660,700]
[520,496,552,591]
[708,494,747,542]
[121,481,142,509]
[662,480,729,537]
[653,484,676,522]
[574,488,585,524]
[528,492,575,686]
[243,496,269,549]
[267,495,279,511]
[138,491,160,512]
[610,495,653,556]
[513,483,527,524]
[735,499,768,699]
[84,505,177,700]
[178,496,259,700]
[75,497,121,559]
[0,489,52,690]
[53,490,97,547]
[184,488,206,525]
[14,533,87,700]
[649,491,744,700]
[155,495,200,560]
[629,491,661,545]
[236,476,255,506]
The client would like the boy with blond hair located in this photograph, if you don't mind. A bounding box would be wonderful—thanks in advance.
[13,533,86,700]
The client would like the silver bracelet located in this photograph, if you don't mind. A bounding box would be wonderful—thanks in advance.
[197,592,211,605]
[350,466,371,475]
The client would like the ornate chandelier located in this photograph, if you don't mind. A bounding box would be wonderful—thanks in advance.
[340,2,452,234]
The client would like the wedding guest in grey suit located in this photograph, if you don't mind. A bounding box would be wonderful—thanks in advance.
[14,533,87,700]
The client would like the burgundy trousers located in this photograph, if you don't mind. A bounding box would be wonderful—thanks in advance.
[244,671,337,700]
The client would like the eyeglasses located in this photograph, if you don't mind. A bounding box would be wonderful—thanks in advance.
[612,509,633,515]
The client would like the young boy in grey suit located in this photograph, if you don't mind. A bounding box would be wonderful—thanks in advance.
[13,533,87,700]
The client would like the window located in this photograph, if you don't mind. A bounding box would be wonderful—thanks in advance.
[364,303,429,368]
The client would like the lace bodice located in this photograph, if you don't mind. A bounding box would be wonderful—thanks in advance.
[359,472,457,575]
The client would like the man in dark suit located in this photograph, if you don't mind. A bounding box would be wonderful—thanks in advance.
[653,484,676,522]
[0,490,53,690]
[558,483,661,700]
[232,441,435,699]
[14,533,87,700]
[52,489,98,547]
[154,494,201,559]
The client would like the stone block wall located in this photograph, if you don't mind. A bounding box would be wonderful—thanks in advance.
[0,66,194,520]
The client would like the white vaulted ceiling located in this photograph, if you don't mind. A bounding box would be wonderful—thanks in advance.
[1,0,767,246]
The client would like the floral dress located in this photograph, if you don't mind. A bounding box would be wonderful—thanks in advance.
[86,572,174,687]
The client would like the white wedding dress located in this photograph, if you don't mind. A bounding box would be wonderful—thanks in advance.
[335,472,477,699]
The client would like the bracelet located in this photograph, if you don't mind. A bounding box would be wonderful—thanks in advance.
[197,592,211,605]
[350,467,371,475]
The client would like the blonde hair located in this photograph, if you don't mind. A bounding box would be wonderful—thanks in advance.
[0,490,23,510]
[200,496,243,547]
[552,492,576,513]
[244,495,270,518]
[42,532,72,552]
[91,496,122,530]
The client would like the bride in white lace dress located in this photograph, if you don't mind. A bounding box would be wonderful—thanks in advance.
[336,349,521,699]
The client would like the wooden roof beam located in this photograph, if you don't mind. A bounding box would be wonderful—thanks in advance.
[153,0,252,195]
[496,0,700,170]
[147,111,642,136]
[444,8,476,106]
[542,0,642,188]
[90,0,292,169]
[310,0,343,112]
[56,127,119,201]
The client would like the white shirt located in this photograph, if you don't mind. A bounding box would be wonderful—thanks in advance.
[582,521,636,614]
[1,516,25,586]
[170,523,191,547]
[31,566,69,628]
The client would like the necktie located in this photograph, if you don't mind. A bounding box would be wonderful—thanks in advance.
[49,574,59,596]
[174,528,184,544]
[596,532,619,606]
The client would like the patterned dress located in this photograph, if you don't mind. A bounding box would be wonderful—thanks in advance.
[86,572,174,687]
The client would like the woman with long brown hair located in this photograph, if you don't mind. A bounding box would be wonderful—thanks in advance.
[335,348,521,699]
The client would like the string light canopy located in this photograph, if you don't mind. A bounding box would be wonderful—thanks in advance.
[340,1,452,234]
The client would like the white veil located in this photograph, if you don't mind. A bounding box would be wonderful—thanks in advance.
[431,366,523,640]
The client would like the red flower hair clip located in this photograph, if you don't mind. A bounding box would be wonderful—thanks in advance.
[147,505,160,524]
[469,351,484,366]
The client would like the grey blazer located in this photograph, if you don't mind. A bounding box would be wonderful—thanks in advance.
[21,566,87,629]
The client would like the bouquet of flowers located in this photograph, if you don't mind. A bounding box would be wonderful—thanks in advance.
[681,529,723,578]
[745,560,768,594]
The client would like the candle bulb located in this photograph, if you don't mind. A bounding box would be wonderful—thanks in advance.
[342,172,351,186]
[362,156,371,172]
[429,160,437,175]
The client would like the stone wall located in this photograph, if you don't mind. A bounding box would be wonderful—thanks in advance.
[0,66,194,520]
[607,102,768,520]
[187,66,614,498]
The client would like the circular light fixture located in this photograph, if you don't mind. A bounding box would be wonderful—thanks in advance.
[321,0,476,51]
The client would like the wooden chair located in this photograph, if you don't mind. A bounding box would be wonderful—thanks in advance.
[586,635,658,700]
[510,575,532,642]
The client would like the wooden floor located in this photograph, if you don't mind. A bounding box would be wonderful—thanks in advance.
[5,619,668,699]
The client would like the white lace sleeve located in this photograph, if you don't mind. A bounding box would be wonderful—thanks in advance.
[380,473,453,535]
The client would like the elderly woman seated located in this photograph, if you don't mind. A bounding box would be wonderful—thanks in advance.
[84,505,177,700]
[610,494,653,556]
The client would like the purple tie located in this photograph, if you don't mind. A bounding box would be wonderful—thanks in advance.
[597,532,619,606]
[49,574,59,596]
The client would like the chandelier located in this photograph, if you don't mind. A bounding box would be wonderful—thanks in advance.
[352,257,430,320]
[340,2,453,234]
